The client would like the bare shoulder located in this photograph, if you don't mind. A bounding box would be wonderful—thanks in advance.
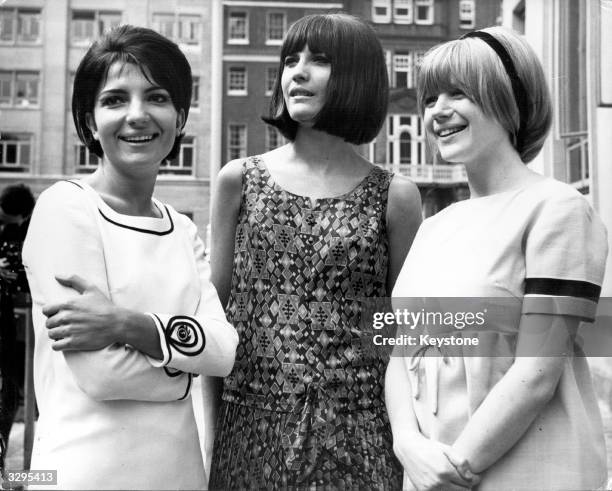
[216,158,244,190]
[388,174,422,216]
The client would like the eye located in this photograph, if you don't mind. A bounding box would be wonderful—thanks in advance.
[99,95,124,107]
[450,89,466,99]
[311,53,330,64]
[149,92,171,104]
[424,95,438,107]
[283,54,298,67]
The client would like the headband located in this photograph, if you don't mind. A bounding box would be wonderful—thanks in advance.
[461,30,528,151]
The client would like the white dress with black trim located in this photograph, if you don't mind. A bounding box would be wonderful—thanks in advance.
[22,180,238,490]
[392,177,609,490]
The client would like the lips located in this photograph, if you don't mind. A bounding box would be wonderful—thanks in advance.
[289,87,314,97]
[436,126,466,138]
[119,134,158,143]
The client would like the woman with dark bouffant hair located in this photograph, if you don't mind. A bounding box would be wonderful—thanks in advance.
[208,12,422,490]
[388,26,608,490]
[22,25,237,490]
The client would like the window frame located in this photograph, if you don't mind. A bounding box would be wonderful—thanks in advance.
[265,126,286,152]
[372,0,392,23]
[227,11,249,45]
[266,11,286,45]
[393,0,413,24]
[160,135,195,176]
[0,132,33,173]
[227,66,248,96]
[227,123,247,160]
[71,10,122,46]
[459,0,475,29]
[0,71,41,108]
[414,0,434,25]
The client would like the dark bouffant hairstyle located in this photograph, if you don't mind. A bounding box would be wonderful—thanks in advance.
[72,25,192,160]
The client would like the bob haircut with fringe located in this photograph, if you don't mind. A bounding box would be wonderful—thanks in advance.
[72,25,192,161]
[263,13,388,145]
[417,26,552,163]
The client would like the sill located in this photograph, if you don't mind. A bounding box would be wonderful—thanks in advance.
[265,40,283,46]
[227,92,248,96]
[227,39,249,45]
[414,20,434,25]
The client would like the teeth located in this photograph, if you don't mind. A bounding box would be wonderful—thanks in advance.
[291,90,313,97]
[438,127,464,137]
[122,135,155,142]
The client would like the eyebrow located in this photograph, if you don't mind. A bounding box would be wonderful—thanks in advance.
[97,86,167,97]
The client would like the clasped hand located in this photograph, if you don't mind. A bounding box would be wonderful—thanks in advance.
[394,432,480,490]
[44,274,123,351]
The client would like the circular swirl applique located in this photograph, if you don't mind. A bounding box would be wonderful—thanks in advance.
[165,316,206,356]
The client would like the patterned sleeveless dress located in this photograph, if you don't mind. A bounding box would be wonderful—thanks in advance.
[209,156,402,490]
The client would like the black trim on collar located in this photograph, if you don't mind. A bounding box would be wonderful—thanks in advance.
[98,206,174,236]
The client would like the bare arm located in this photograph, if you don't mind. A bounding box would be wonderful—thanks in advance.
[385,175,422,292]
[210,159,243,306]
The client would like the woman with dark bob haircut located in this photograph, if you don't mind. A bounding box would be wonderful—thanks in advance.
[208,13,422,489]
[22,25,238,490]
[388,27,608,490]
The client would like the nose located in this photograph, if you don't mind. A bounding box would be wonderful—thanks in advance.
[429,93,453,121]
[291,56,309,82]
[126,98,150,125]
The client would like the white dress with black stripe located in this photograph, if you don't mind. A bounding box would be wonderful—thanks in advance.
[22,180,238,490]
[393,177,608,490]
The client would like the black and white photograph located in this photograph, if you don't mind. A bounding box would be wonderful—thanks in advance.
[0,0,611,489]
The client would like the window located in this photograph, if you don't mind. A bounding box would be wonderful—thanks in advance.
[0,8,41,43]
[372,0,392,23]
[265,67,277,96]
[393,54,413,88]
[0,71,40,107]
[266,126,286,152]
[71,10,121,45]
[178,15,200,44]
[0,133,32,172]
[227,66,247,96]
[387,114,426,166]
[393,0,413,24]
[392,52,423,89]
[152,13,201,45]
[228,124,247,160]
[153,13,175,39]
[160,136,195,176]
[191,77,199,108]
[557,1,589,193]
[415,0,434,24]
[228,11,248,44]
[266,12,286,44]
[75,142,101,173]
[459,0,475,29]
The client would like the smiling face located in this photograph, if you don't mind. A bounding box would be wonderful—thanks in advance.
[281,45,331,126]
[423,90,510,165]
[87,62,184,174]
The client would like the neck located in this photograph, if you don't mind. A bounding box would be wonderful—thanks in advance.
[464,143,534,198]
[85,161,158,216]
[290,126,361,173]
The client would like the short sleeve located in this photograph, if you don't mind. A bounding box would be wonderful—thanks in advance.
[522,193,609,321]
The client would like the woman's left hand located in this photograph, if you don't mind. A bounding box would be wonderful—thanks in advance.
[43,274,125,351]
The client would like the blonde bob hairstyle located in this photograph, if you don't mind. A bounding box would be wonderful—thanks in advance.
[417,26,552,164]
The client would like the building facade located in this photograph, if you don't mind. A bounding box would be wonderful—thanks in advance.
[0,0,214,231]
[501,0,612,295]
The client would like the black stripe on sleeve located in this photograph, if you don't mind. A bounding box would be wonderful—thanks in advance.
[525,277,601,300]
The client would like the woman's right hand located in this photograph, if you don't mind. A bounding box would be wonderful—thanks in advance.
[393,430,480,490]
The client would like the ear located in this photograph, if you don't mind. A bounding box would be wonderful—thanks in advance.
[176,109,185,133]
[86,113,98,140]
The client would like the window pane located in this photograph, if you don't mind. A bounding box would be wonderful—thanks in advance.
[179,15,200,44]
[0,9,15,42]
[18,10,41,42]
[228,12,247,41]
[267,13,285,41]
[0,73,12,104]
[191,76,199,107]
